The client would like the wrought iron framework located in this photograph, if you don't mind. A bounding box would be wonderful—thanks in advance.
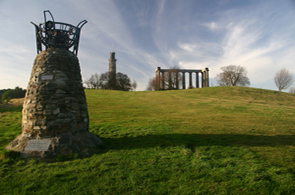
[31,10,87,56]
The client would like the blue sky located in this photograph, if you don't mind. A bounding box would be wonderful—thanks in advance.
[1,0,295,91]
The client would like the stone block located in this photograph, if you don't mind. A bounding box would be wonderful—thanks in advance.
[36,104,43,111]
[58,136,70,145]
[58,113,66,118]
[60,145,71,156]
[70,143,81,153]
[33,126,41,130]
[43,110,52,115]
[53,108,60,115]
[64,118,72,123]
[41,126,48,130]
[56,89,66,94]
[46,104,56,110]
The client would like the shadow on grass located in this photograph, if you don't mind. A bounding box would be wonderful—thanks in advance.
[100,133,295,150]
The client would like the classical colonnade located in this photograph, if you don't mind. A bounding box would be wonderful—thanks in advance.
[155,67,209,90]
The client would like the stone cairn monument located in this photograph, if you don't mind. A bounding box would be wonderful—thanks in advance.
[6,10,101,159]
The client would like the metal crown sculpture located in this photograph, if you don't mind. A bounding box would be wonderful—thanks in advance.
[31,10,87,55]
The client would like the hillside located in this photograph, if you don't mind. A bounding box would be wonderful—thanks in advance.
[1,87,295,194]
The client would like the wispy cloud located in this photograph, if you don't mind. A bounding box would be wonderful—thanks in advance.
[203,22,222,32]
[1,0,295,91]
[151,1,295,89]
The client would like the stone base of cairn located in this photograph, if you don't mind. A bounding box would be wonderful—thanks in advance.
[5,48,102,160]
[6,132,102,159]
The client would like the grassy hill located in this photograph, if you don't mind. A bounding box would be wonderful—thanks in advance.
[1,87,295,194]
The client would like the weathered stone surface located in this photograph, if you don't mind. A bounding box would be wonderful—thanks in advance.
[5,48,102,160]
[7,132,102,160]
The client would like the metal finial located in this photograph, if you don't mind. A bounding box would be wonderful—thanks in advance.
[31,10,87,56]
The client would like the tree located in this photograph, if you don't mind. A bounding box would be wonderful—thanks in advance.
[98,72,109,89]
[0,87,26,104]
[147,66,183,90]
[116,72,132,91]
[215,65,250,86]
[146,77,158,91]
[1,87,26,101]
[131,79,137,91]
[84,73,100,89]
[84,72,136,91]
[289,87,295,94]
[274,68,293,91]
[163,66,183,90]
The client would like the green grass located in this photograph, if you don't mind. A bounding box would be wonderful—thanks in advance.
[1,86,295,194]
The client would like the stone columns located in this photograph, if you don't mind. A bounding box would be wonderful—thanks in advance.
[201,72,204,88]
[176,72,179,89]
[155,67,161,90]
[202,68,209,87]
[189,72,192,88]
[155,67,209,89]
[196,72,199,88]
[168,71,172,89]
[162,72,165,90]
[182,72,186,89]
[206,68,209,87]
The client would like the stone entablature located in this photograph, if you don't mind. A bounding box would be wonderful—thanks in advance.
[155,67,209,89]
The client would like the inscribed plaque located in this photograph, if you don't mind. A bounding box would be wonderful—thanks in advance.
[24,139,51,151]
[41,75,53,80]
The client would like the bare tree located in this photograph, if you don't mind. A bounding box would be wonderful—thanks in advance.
[147,66,183,90]
[289,87,295,94]
[85,72,136,91]
[274,68,293,91]
[215,65,250,86]
[146,77,159,91]
[84,73,100,89]
[131,79,137,91]
[163,66,183,90]
[97,72,109,89]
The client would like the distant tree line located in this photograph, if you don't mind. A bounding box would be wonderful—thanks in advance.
[214,65,295,93]
[84,72,137,91]
[0,87,26,103]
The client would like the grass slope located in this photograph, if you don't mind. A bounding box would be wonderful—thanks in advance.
[1,87,295,194]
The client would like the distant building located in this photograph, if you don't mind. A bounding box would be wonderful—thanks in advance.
[155,67,209,90]
[108,51,117,89]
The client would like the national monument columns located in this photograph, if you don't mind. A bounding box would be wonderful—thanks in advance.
[155,67,209,90]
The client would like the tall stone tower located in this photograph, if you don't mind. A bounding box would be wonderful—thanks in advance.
[108,51,117,89]
[6,10,101,159]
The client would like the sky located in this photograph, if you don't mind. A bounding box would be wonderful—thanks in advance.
[1,0,295,91]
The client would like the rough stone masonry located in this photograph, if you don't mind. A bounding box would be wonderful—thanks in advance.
[5,11,101,159]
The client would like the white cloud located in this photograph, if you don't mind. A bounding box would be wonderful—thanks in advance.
[178,43,196,52]
[203,22,221,31]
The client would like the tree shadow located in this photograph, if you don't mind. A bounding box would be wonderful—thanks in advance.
[99,133,295,151]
